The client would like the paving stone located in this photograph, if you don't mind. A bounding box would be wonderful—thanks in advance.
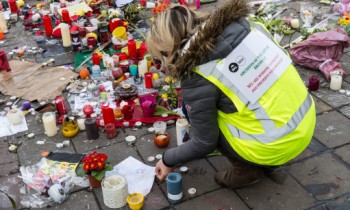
[0,162,19,177]
[308,194,350,210]
[17,134,76,166]
[237,174,316,210]
[160,158,221,201]
[313,111,350,148]
[291,138,327,163]
[135,126,178,167]
[94,141,141,166]
[0,173,24,210]
[311,82,350,108]
[175,188,249,210]
[340,54,350,76]
[287,152,350,200]
[32,190,99,210]
[206,155,232,172]
[71,128,120,153]
[313,97,332,114]
[334,144,350,165]
[339,105,350,118]
[0,140,18,164]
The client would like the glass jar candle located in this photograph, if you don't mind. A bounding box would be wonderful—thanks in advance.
[105,123,117,139]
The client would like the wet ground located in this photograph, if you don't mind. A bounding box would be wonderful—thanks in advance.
[1,0,350,209]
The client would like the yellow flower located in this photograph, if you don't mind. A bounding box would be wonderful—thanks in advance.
[161,94,168,99]
[338,13,350,26]
[150,17,155,22]
[165,77,171,83]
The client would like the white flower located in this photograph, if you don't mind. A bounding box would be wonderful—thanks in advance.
[162,85,170,91]
[120,100,128,109]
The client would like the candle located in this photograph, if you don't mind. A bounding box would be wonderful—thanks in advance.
[144,72,153,88]
[43,15,52,37]
[84,118,99,140]
[61,23,72,48]
[138,59,148,76]
[330,73,342,91]
[176,119,189,146]
[129,64,138,76]
[71,31,81,51]
[87,37,97,48]
[77,118,86,130]
[109,18,121,33]
[92,53,101,65]
[105,123,117,139]
[99,28,109,44]
[55,95,67,115]
[138,42,147,59]
[8,0,18,13]
[308,75,319,91]
[0,12,8,33]
[166,172,183,205]
[21,101,31,111]
[7,109,24,125]
[61,9,71,24]
[127,39,137,59]
[91,65,101,79]
[102,105,115,125]
[42,112,58,137]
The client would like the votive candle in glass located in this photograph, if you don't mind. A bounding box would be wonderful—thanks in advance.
[105,123,117,139]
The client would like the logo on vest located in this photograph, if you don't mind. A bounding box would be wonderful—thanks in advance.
[228,55,245,73]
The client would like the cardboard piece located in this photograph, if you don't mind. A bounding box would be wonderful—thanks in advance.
[0,60,78,101]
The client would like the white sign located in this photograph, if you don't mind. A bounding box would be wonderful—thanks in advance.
[216,29,292,104]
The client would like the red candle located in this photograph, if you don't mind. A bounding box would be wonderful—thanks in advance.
[144,72,153,89]
[308,75,320,91]
[8,0,18,13]
[109,18,121,33]
[92,53,100,65]
[60,3,67,8]
[118,53,128,61]
[105,123,117,139]
[127,39,137,59]
[138,42,147,58]
[55,95,67,115]
[102,105,115,125]
[43,15,52,37]
[61,9,71,24]
[87,37,97,48]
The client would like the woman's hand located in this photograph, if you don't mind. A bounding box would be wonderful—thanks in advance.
[155,159,174,180]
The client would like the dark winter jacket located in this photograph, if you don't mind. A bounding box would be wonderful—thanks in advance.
[162,0,251,167]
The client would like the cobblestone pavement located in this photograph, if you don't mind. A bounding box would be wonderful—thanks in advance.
[1,0,350,210]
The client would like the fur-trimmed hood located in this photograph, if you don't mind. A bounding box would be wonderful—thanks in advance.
[172,0,250,78]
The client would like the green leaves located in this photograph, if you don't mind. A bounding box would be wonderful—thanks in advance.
[153,106,181,117]
[91,164,113,181]
[0,189,16,210]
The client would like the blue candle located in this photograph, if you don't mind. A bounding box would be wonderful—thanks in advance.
[166,172,183,205]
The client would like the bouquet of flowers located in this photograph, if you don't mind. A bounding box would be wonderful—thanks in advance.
[157,77,178,110]
[138,94,157,117]
[81,151,113,181]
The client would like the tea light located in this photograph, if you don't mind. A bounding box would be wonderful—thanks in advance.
[179,166,188,174]
[9,145,17,152]
[147,156,155,163]
[147,127,155,133]
[123,121,130,127]
[161,113,168,117]
[339,89,346,94]
[135,121,142,128]
[10,96,16,100]
[56,143,64,149]
[6,102,12,106]
[188,188,196,196]
[27,133,35,139]
[125,135,136,146]
[63,140,70,146]
[346,90,350,97]
[155,154,162,160]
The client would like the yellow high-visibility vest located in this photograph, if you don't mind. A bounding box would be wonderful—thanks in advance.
[195,22,316,166]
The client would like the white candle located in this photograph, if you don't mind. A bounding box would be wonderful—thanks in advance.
[42,112,57,137]
[60,23,72,48]
[77,118,86,131]
[7,109,24,125]
[138,59,148,76]
[0,12,8,33]
[330,74,342,91]
[176,118,189,146]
